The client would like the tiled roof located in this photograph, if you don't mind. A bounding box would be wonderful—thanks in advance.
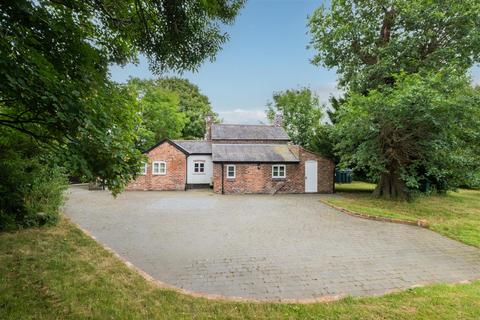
[212,144,299,163]
[211,124,290,140]
[173,140,212,154]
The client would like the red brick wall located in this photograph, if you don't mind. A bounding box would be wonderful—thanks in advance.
[126,141,186,191]
[213,147,334,194]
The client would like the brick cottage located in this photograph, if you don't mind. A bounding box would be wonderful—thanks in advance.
[126,118,334,194]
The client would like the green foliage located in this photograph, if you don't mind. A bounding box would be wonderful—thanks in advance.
[156,77,216,139]
[0,128,67,230]
[57,84,144,195]
[334,71,480,194]
[127,78,187,150]
[266,88,323,149]
[0,0,242,211]
[309,0,480,92]
[310,124,338,163]
[309,0,480,198]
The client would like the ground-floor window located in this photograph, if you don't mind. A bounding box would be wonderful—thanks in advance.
[194,161,205,174]
[152,161,166,175]
[226,164,236,179]
[140,162,147,175]
[272,164,286,178]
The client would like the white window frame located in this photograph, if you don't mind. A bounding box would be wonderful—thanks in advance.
[226,164,236,179]
[272,164,286,179]
[152,161,166,175]
[193,161,205,174]
[140,162,147,175]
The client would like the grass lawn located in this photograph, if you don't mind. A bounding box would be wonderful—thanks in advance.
[328,182,480,248]
[1,218,480,319]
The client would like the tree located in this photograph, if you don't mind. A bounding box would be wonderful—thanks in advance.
[266,88,323,149]
[127,78,187,150]
[309,124,338,163]
[58,84,144,194]
[0,0,243,192]
[309,0,480,92]
[0,126,67,230]
[0,0,243,228]
[334,72,480,199]
[156,77,216,139]
[309,0,480,198]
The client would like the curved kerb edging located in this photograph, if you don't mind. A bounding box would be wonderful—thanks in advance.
[68,218,345,304]
[68,217,477,304]
[318,199,430,228]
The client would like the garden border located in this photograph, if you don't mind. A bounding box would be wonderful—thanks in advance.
[318,199,430,228]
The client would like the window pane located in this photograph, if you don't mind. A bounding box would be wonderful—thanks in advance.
[227,166,235,177]
[153,163,159,173]
[279,166,285,175]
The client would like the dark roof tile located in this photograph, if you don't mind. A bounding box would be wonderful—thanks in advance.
[212,144,299,162]
[211,124,290,140]
[173,140,212,154]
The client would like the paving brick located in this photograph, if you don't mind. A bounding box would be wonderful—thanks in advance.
[65,186,480,301]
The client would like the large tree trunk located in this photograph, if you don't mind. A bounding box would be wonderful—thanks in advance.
[373,170,408,200]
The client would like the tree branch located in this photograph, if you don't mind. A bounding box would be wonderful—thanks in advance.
[379,6,396,45]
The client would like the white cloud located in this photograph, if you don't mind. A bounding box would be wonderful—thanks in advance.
[313,81,343,104]
[217,109,268,124]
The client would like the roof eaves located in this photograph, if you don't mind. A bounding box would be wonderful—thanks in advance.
[143,138,189,155]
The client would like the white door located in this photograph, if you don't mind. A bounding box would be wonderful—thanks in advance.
[305,160,318,193]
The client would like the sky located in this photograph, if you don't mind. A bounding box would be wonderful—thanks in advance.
[109,0,479,124]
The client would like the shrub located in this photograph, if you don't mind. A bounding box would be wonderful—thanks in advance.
[0,128,67,231]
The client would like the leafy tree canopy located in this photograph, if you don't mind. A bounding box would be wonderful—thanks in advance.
[0,0,243,194]
[155,77,216,139]
[335,71,480,199]
[309,0,480,92]
[127,78,187,151]
[266,88,323,149]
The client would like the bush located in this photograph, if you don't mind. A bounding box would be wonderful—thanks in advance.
[0,129,68,231]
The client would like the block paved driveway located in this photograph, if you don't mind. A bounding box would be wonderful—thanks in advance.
[65,185,480,301]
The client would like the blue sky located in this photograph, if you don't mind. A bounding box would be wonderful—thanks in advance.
[110,0,479,124]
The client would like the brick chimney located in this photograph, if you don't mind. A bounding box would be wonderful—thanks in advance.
[273,113,283,127]
[204,114,214,140]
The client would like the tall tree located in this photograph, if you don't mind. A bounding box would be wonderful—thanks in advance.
[156,77,215,139]
[127,78,187,150]
[309,0,480,198]
[0,0,244,193]
[266,88,323,149]
[334,72,480,199]
[309,0,480,92]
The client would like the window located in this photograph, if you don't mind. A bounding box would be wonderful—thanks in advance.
[272,165,286,178]
[152,161,166,175]
[194,161,205,174]
[140,162,147,175]
[226,165,236,179]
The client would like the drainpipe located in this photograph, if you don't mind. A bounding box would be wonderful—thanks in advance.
[221,163,224,194]
[332,166,336,194]
[185,155,188,191]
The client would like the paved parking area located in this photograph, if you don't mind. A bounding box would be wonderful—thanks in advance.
[64,185,480,301]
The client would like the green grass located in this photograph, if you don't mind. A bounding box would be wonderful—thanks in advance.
[1,218,480,319]
[327,182,480,248]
